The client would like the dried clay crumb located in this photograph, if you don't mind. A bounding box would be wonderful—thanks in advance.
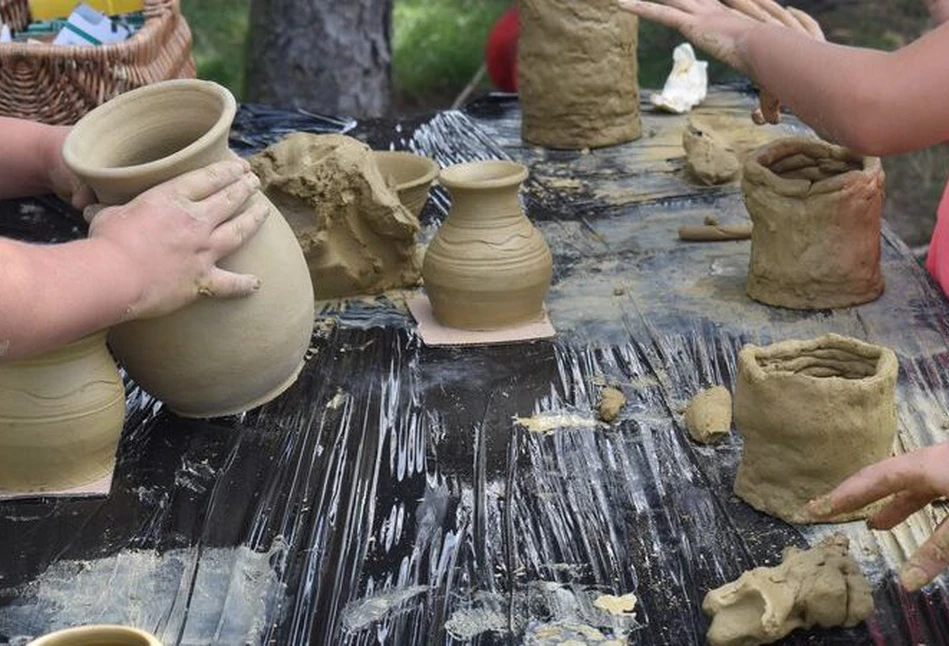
[684,386,732,443]
[598,387,626,423]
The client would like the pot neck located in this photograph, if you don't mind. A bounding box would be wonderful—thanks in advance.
[445,183,525,227]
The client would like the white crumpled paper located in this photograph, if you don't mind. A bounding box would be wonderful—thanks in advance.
[650,43,709,114]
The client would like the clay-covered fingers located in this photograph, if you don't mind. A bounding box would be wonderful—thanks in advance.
[197,266,261,299]
[753,89,782,125]
[744,0,800,28]
[172,159,252,202]
[806,452,933,520]
[868,490,936,530]
[193,170,261,226]
[617,0,692,29]
[787,6,825,40]
[721,0,781,24]
[901,516,949,591]
[208,198,271,259]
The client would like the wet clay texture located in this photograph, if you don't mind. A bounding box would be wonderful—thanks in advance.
[63,80,314,419]
[734,334,897,523]
[703,534,873,646]
[742,137,885,309]
[423,160,553,330]
[683,118,740,186]
[518,0,641,149]
[684,386,732,444]
[598,387,626,423]
[0,334,124,492]
[252,133,423,299]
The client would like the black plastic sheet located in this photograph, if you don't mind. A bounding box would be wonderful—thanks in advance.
[1,89,948,645]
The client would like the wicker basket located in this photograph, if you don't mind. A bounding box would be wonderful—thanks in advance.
[0,0,196,124]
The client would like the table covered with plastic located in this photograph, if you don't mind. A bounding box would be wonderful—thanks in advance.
[1,88,948,645]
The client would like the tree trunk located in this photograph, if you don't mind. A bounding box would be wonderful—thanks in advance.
[245,0,393,118]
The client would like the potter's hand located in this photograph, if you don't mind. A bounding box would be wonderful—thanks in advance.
[87,159,270,320]
[617,0,824,123]
[45,125,96,210]
[807,441,949,592]
[925,0,949,24]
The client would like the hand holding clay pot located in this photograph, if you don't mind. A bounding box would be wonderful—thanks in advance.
[808,441,949,592]
[87,159,269,319]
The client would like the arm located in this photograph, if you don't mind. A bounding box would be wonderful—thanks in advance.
[620,0,949,156]
[0,160,270,360]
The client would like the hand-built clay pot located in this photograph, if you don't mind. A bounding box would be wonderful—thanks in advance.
[28,624,162,645]
[372,150,439,217]
[422,160,553,330]
[62,80,314,418]
[733,334,897,523]
[742,137,885,309]
[0,333,124,492]
[518,0,641,149]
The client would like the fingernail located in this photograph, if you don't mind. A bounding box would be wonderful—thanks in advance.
[805,496,835,518]
[238,158,251,170]
[899,565,930,592]
[247,175,260,189]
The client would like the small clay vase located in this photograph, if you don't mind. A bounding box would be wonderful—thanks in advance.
[733,334,898,524]
[62,80,314,418]
[28,625,162,645]
[518,0,641,148]
[0,333,125,492]
[372,150,439,217]
[422,160,553,330]
[742,137,885,310]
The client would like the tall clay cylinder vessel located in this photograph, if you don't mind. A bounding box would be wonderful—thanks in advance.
[423,160,552,330]
[742,137,885,310]
[733,334,898,524]
[0,334,125,492]
[63,80,314,418]
[518,0,641,149]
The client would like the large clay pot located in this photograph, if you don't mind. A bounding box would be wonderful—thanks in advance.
[742,137,885,310]
[28,625,162,645]
[518,0,641,149]
[62,80,314,418]
[733,334,898,524]
[0,333,124,492]
[422,160,553,330]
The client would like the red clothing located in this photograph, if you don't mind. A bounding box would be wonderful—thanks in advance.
[486,7,518,92]
[926,179,949,295]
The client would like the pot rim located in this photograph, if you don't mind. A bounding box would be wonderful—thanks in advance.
[372,150,440,191]
[27,624,162,645]
[439,159,528,191]
[739,333,897,386]
[62,79,236,182]
[744,136,882,196]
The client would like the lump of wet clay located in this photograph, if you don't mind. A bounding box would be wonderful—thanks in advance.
[683,119,741,186]
[598,387,626,423]
[703,534,874,646]
[734,334,897,523]
[684,386,732,443]
[742,137,885,310]
[251,133,422,299]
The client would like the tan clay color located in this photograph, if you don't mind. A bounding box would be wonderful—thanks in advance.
[518,0,641,149]
[422,160,553,330]
[703,534,873,646]
[251,133,422,299]
[62,80,314,418]
[0,333,125,492]
[733,334,897,523]
[742,137,885,309]
[28,624,162,645]
[598,387,626,423]
[373,150,439,217]
[683,119,740,186]
[684,386,732,444]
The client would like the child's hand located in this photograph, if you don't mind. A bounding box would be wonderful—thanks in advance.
[44,125,96,210]
[87,158,271,320]
[806,442,949,592]
[618,0,825,123]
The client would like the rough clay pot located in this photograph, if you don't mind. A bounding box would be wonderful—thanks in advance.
[742,137,885,310]
[27,625,162,645]
[0,333,124,492]
[372,150,439,217]
[62,80,314,418]
[518,0,641,149]
[733,334,897,524]
[422,160,553,330]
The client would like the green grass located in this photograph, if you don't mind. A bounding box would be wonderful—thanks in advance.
[180,0,250,98]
